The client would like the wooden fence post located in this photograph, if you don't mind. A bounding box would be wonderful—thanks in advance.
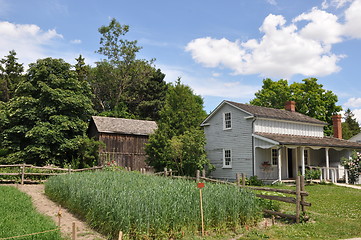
[72,221,77,240]
[202,169,206,178]
[296,176,301,223]
[68,165,71,174]
[169,169,173,176]
[196,170,200,182]
[21,163,25,185]
[236,173,240,187]
[164,167,168,176]
[300,175,305,213]
[118,231,123,240]
[242,173,246,187]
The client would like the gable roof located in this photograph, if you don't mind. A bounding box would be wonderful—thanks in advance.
[91,116,157,136]
[202,100,327,126]
[255,132,361,149]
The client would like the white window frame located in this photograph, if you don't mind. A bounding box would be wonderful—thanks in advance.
[223,149,232,168]
[304,149,310,166]
[271,149,278,166]
[223,112,232,130]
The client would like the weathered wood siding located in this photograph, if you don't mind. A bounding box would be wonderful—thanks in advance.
[98,133,150,170]
[204,104,253,180]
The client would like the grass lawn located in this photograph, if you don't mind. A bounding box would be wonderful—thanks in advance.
[0,185,63,240]
[241,184,361,240]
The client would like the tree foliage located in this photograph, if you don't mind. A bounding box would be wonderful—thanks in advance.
[250,78,342,135]
[89,18,167,120]
[0,58,99,167]
[146,80,211,175]
[0,50,24,102]
[342,108,360,140]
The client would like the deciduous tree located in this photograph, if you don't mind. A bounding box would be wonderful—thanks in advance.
[250,78,342,135]
[146,80,211,175]
[1,58,99,167]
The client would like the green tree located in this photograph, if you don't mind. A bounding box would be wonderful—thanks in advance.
[342,108,360,140]
[1,58,98,167]
[250,78,342,135]
[0,50,24,102]
[146,80,211,175]
[89,18,167,120]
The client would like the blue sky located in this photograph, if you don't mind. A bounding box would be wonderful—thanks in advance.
[1,0,361,120]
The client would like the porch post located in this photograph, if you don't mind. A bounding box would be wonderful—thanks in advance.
[325,147,330,180]
[278,147,282,181]
[301,146,305,176]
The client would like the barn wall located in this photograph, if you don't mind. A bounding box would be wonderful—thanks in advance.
[98,133,150,170]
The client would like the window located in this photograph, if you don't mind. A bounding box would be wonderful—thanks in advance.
[271,149,278,165]
[223,149,232,168]
[304,149,309,165]
[223,112,232,130]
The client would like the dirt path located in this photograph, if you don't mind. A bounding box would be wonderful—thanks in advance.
[13,184,106,240]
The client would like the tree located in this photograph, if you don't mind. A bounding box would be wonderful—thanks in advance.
[1,58,98,167]
[0,50,24,102]
[342,108,360,140]
[146,80,211,175]
[250,78,342,135]
[89,18,168,120]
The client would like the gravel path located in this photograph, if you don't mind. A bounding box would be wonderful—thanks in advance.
[13,184,106,240]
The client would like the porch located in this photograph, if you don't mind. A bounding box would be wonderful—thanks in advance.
[253,133,361,183]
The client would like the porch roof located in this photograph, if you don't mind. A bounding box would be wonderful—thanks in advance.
[255,132,361,149]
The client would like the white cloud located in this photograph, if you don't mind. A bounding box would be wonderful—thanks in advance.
[266,0,277,6]
[322,0,353,9]
[343,97,361,108]
[351,109,361,123]
[186,1,361,79]
[70,39,82,44]
[344,0,361,38]
[0,21,63,67]
[159,64,258,98]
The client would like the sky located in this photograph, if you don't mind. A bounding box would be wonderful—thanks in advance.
[0,0,361,121]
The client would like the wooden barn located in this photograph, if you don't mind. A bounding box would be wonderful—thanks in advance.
[88,116,157,170]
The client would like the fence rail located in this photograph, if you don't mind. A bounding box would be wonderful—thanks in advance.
[0,164,104,184]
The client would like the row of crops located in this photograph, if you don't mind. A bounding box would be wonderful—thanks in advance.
[45,171,262,239]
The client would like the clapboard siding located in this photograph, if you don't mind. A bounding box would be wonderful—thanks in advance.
[204,104,253,180]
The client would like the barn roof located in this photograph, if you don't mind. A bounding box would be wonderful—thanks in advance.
[91,116,157,136]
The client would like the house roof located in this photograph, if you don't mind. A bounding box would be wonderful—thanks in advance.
[226,101,326,125]
[255,132,361,149]
[91,116,157,136]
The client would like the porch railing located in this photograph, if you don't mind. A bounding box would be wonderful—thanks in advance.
[308,166,348,184]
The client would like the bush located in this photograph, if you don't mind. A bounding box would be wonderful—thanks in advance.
[305,168,321,180]
[246,176,264,186]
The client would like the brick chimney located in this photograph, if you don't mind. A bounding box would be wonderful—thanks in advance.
[332,114,342,139]
[285,101,296,112]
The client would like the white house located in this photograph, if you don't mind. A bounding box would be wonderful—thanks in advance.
[201,100,361,182]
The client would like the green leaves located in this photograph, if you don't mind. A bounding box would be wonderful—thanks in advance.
[146,80,211,175]
[250,78,342,135]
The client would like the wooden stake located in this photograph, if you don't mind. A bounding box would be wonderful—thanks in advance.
[57,206,62,226]
[202,169,206,178]
[68,165,71,174]
[164,167,168,176]
[118,231,123,240]
[300,175,305,213]
[296,176,301,223]
[21,163,25,185]
[196,170,200,182]
[72,222,77,240]
[199,187,204,237]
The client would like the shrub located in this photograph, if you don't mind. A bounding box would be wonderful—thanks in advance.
[342,151,361,184]
[246,176,264,186]
[305,168,321,180]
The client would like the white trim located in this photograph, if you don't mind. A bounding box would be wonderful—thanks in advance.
[222,149,232,168]
[253,134,280,145]
[223,112,232,130]
[255,117,326,127]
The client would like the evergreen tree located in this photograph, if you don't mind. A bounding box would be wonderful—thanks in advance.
[342,108,360,139]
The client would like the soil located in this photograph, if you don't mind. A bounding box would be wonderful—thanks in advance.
[8,184,106,240]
